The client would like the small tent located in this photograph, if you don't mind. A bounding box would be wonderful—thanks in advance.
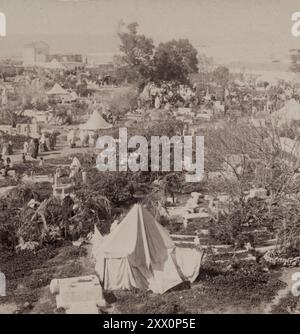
[94,204,203,294]
[47,83,69,96]
[80,110,112,130]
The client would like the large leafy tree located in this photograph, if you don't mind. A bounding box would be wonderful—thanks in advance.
[117,22,155,85]
[116,22,199,85]
[152,39,198,83]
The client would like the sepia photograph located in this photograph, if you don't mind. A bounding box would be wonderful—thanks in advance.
[1,0,300,320]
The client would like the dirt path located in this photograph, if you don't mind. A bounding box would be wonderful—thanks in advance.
[262,267,299,314]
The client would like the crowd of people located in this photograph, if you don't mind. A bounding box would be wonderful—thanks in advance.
[139,81,197,110]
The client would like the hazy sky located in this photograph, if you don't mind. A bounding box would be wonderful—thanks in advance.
[0,0,300,63]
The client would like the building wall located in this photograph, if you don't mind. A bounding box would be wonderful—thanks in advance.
[36,53,47,63]
[22,42,50,66]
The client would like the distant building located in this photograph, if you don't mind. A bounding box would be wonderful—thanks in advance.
[45,54,84,70]
[48,54,83,63]
[22,42,85,69]
[22,41,50,66]
[85,52,119,69]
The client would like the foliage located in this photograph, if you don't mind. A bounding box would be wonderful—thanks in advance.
[140,117,184,138]
[102,86,138,118]
[153,39,198,83]
[213,66,230,87]
[16,80,48,108]
[209,198,275,247]
[0,181,112,246]
[117,22,155,85]
[72,187,112,235]
[0,132,29,150]
[0,199,20,250]
[115,261,284,314]
[6,183,52,207]
[276,197,300,257]
[116,22,198,86]
[271,292,299,314]
[204,121,299,199]
[84,169,138,206]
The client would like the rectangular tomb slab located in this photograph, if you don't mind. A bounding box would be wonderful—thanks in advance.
[50,275,106,311]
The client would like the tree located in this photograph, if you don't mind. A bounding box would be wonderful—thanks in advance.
[153,39,198,83]
[213,66,230,87]
[117,22,155,85]
[102,86,138,119]
[16,79,48,109]
[197,53,214,73]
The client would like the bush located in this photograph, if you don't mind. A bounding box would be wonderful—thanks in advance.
[102,86,138,118]
[209,198,276,247]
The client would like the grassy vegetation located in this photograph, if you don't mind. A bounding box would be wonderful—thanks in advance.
[114,261,285,314]
[0,240,286,314]
[271,292,299,314]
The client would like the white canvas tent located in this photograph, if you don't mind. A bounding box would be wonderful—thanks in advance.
[271,99,300,125]
[47,83,69,96]
[94,204,203,294]
[80,110,112,130]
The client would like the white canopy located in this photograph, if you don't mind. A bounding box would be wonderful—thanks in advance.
[47,83,69,96]
[80,110,112,130]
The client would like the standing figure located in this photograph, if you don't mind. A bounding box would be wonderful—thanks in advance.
[154,95,161,109]
[29,138,39,159]
[67,129,76,148]
[69,156,81,179]
[39,133,47,152]
[1,142,8,158]
[49,133,56,151]
[79,130,89,147]
[23,141,29,156]
[39,157,45,167]
[7,141,13,155]
[45,136,51,152]
[4,157,13,177]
